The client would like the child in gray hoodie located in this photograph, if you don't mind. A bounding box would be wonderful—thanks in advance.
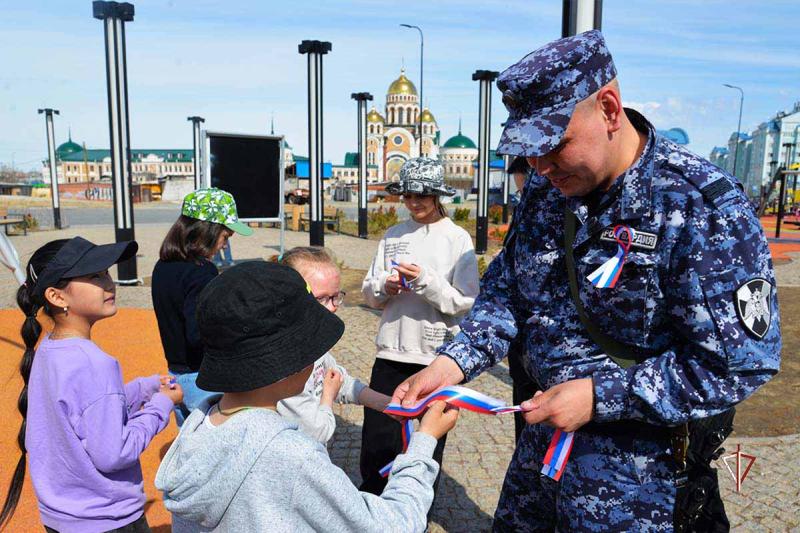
[155,261,459,533]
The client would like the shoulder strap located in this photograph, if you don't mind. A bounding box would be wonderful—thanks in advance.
[564,207,640,369]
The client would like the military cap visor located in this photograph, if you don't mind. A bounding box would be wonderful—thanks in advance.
[496,99,577,158]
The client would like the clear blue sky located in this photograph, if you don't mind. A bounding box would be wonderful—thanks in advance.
[2,0,799,171]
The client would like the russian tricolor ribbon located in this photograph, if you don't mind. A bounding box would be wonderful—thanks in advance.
[540,428,575,481]
[378,386,573,481]
[586,225,635,288]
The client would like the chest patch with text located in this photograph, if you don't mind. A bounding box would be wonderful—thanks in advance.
[599,228,658,250]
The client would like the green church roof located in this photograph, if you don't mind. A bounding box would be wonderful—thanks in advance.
[57,137,83,157]
[58,148,193,163]
[443,133,476,149]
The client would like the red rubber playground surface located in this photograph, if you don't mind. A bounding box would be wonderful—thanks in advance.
[0,308,176,532]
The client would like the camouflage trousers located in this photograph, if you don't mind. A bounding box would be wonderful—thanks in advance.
[493,423,678,532]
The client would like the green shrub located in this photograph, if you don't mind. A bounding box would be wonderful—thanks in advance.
[368,206,399,233]
[453,207,470,221]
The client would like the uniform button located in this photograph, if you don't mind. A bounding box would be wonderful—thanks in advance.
[243,326,250,333]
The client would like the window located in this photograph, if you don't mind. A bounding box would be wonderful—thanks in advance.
[398,107,405,124]
[394,135,404,146]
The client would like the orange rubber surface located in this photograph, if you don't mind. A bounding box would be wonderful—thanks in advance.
[0,308,176,532]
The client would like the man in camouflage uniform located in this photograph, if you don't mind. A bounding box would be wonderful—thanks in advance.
[391,30,781,531]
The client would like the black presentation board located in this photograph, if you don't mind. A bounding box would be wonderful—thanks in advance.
[208,133,282,220]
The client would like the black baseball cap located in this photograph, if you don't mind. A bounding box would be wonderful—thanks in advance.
[31,237,138,302]
[195,261,345,393]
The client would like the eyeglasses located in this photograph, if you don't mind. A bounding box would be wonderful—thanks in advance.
[316,291,346,308]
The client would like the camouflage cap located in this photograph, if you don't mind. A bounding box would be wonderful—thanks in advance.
[385,157,456,197]
[181,187,253,236]
[496,29,617,157]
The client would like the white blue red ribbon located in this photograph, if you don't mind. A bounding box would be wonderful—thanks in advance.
[379,419,414,477]
[586,225,634,288]
[379,386,573,481]
[383,386,524,417]
[390,260,410,288]
[540,428,574,481]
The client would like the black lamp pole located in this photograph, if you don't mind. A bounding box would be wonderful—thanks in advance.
[562,0,603,37]
[38,108,62,229]
[94,0,138,284]
[351,92,373,239]
[472,69,499,255]
[299,40,332,246]
[187,116,205,190]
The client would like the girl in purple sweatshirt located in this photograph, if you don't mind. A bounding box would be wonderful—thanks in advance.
[0,237,183,533]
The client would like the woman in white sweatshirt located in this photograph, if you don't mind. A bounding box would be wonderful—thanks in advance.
[359,157,480,508]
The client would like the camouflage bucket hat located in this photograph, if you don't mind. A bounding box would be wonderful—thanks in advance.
[496,29,617,157]
[385,157,456,197]
[181,187,253,236]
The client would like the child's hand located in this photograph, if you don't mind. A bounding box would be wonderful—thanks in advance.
[159,375,177,389]
[385,273,408,295]
[321,369,343,406]
[160,382,184,405]
[393,262,421,283]
[418,400,459,440]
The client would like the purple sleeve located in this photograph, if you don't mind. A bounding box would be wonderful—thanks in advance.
[123,375,161,414]
[78,392,173,473]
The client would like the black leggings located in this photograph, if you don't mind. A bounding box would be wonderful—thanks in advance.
[45,514,150,533]
[359,358,447,514]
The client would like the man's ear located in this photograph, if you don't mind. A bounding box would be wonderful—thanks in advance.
[597,86,623,134]
[44,286,68,309]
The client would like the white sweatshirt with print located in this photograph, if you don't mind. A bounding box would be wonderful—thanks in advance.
[277,353,366,444]
[362,217,480,366]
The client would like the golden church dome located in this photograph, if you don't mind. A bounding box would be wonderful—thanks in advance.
[387,68,418,96]
[420,108,435,123]
[367,107,385,123]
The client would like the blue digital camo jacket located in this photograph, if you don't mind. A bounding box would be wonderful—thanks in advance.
[439,112,781,426]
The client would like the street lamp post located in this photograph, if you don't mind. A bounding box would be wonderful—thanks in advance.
[94,0,138,284]
[400,24,423,146]
[723,83,744,178]
[472,69,499,255]
[298,39,332,247]
[38,108,63,229]
[187,116,205,190]
[351,92,373,239]
[562,0,603,37]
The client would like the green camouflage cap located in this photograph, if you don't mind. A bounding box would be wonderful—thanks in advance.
[181,187,253,236]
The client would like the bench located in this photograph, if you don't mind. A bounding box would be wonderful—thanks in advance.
[0,208,27,236]
[298,206,341,234]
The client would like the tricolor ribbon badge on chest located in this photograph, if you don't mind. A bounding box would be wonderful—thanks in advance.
[587,225,635,289]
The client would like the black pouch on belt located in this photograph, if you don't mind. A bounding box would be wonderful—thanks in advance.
[674,408,735,533]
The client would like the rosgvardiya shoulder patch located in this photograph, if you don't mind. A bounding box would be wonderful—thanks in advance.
[735,278,773,339]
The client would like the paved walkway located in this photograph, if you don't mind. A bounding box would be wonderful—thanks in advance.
[1,226,798,531]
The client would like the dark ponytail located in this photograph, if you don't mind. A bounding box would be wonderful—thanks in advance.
[0,240,69,529]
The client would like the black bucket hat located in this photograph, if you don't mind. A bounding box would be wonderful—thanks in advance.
[30,237,137,302]
[195,261,345,392]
